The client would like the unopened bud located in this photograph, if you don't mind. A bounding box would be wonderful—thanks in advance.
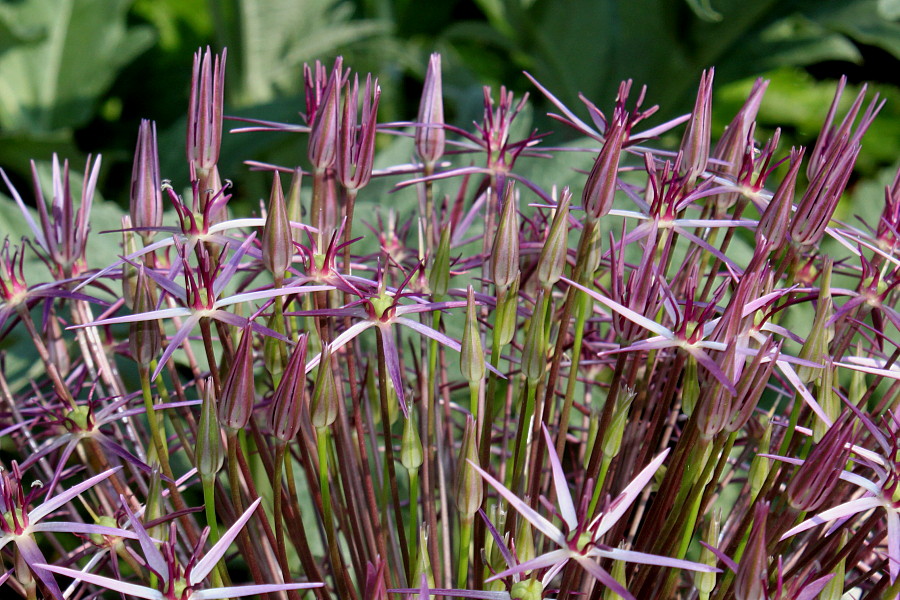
[491,184,519,290]
[734,502,768,600]
[196,377,224,478]
[401,412,424,471]
[270,335,308,443]
[603,546,629,600]
[460,286,485,384]
[416,53,445,165]
[219,326,256,431]
[453,416,482,517]
[602,385,635,458]
[536,190,570,289]
[311,344,339,429]
[521,290,547,384]
[429,225,451,298]
[679,68,714,184]
[263,172,293,282]
[494,273,520,347]
[797,258,834,383]
[749,420,772,499]
[694,509,720,597]
[130,119,163,243]
[129,267,161,368]
[787,417,852,512]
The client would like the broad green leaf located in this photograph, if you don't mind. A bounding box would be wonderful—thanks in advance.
[0,0,155,133]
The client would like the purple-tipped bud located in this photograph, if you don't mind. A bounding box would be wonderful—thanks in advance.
[416,53,445,165]
[219,325,256,431]
[727,339,779,433]
[270,334,308,443]
[536,189,570,289]
[187,47,226,175]
[262,172,292,282]
[337,74,381,191]
[756,147,803,251]
[583,115,626,222]
[196,377,224,478]
[787,417,852,512]
[679,68,714,184]
[130,120,162,242]
[491,183,520,290]
[311,344,339,429]
[308,57,343,172]
[453,415,482,517]
[129,267,161,368]
[734,502,769,600]
[460,286,485,384]
[713,78,768,177]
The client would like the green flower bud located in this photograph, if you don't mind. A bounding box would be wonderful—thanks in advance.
[401,413,424,471]
[522,291,548,384]
[196,377,224,478]
[413,529,436,588]
[694,509,720,598]
[311,344,340,429]
[511,579,543,600]
[536,190,570,289]
[749,419,772,499]
[514,513,535,566]
[491,183,520,290]
[460,286,485,383]
[681,354,700,417]
[429,225,451,298]
[602,385,636,458]
[495,273,520,347]
[453,416,482,517]
[797,258,834,384]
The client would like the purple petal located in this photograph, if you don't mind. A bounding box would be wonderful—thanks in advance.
[16,537,63,600]
[190,498,261,585]
[541,425,577,532]
[795,575,835,600]
[122,497,168,583]
[35,563,163,599]
[468,461,565,546]
[305,321,375,373]
[151,313,201,381]
[590,547,717,572]
[572,555,633,600]
[29,467,121,523]
[379,325,408,417]
[217,284,334,308]
[193,583,324,599]
[480,509,516,571]
[592,449,669,537]
[30,522,139,540]
[485,549,570,582]
[888,509,900,583]
[780,496,883,540]
[389,588,510,600]
[561,277,673,339]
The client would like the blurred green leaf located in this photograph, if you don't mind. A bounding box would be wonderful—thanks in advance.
[0,0,155,133]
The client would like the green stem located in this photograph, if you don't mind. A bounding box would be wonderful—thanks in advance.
[408,467,419,566]
[457,516,473,589]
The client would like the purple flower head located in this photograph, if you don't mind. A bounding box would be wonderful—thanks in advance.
[337,73,381,192]
[187,47,226,177]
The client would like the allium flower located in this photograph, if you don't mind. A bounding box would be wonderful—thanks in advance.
[0,466,139,600]
[469,427,716,600]
[39,497,322,600]
[777,410,900,584]
[73,235,331,380]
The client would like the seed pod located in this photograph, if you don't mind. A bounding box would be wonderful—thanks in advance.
[401,412,424,472]
[536,190,570,289]
[460,286,485,384]
[311,344,339,429]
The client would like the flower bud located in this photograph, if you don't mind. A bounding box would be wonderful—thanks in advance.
[521,290,547,384]
[429,225,451,298]
[491,183,519,290]
[694,509,720,598]
[311,344,339,429]
[219,325,256,431]
[187,47,226,180]
[602,385,635,458]
[583,113,626,222]
[460,286,485,384]
[401,412,424,471]
[797,258,834,383]
[270,335,308,443]
[129,267,161,368]
[262,172,292,282]
[756,147,803,251]
[416,53,445,165]
[130,119,163,243]
[286,167,304,225]
[453,415,482,517]
[121,217,139,310]
[679,68,713,184]
[787,417,852,512]
[536,189,570,289]
[734,502,768,600]
[514,513,535,566]
[749,420,772,499]
[494,273,520,347]
[511,579,543,600]
[308,57,342,172]
[196,377,224,478]
[413,530,435,588]
[337,74,381,191]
